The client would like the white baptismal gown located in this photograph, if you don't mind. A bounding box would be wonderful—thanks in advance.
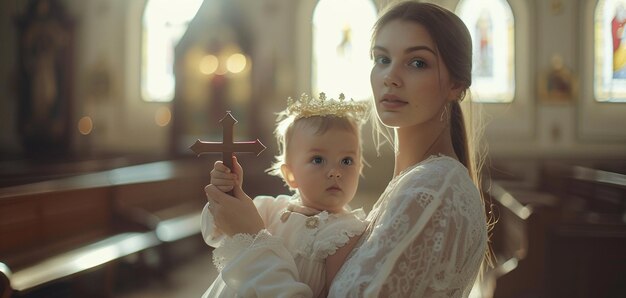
[201,194,367,298]
[204,155,487,298]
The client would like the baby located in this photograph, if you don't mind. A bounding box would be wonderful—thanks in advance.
[201,93,369,297]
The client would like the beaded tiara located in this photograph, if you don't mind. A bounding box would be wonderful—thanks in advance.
[286,92,369,122]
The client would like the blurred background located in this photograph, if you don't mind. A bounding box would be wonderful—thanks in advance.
[0,0,625,297]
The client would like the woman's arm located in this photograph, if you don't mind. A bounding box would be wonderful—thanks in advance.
[329,167,487,297]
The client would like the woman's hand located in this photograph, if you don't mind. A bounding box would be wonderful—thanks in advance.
[204,157,264,236]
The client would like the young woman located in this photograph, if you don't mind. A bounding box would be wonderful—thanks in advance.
[203,2,491,297]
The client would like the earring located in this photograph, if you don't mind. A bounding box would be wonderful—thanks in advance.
[458,90,467,102]
[440,103,450,122]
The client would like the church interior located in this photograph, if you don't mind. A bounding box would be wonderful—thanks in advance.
[1,0,625,297]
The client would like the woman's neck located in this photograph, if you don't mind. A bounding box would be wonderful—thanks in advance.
[394,123,457,176]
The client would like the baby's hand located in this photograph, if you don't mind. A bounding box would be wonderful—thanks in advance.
[210,158,243,193]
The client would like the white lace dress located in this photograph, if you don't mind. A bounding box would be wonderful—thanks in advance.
[201,194,368,298]
[207,155,487,298]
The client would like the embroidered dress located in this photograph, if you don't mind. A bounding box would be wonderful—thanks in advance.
[208,155,487,298]
[201,194,367,298]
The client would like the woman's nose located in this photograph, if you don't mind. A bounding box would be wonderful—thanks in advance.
[383,68,402,88]
[328,168,342,179]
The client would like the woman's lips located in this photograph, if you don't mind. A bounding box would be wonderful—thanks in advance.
[380,97,408,109]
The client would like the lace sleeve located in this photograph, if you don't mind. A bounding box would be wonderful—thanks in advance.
[200,203,225,247]
[313,210,367,259]
[331,163,487,297]
[219,229,314,298]
[201,196,286,248]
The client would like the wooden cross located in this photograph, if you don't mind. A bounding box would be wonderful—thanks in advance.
[190,111,266,194]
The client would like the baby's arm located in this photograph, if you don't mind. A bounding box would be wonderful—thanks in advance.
[325,233,362,290]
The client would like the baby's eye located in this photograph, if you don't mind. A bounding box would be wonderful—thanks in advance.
[312,156,324,164]
[341,157,354,166]
[373,55,390,65]
[409,59,427,68]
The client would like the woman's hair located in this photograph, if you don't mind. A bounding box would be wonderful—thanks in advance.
[266,114,364,189]
[371,0,494,269]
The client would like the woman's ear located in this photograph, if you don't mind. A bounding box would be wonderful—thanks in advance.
[449,82,465,102]
[280,164,298,188]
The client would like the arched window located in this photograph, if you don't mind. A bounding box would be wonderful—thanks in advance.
[456,0,515,102]
[312,0,377,101]
[142,0,203,102]
[594,0,626,102]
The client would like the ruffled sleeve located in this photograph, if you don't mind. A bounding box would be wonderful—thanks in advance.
[312,209,367,259]
[201,202,225,247]
[329,158,487,297]
[201,195,288,248]
[205,195,288,262]
[218,229,314,298]
[207,195,313,297]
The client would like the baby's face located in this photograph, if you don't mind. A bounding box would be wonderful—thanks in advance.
[285,125,361,213]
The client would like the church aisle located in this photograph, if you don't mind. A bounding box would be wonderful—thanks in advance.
[116,251,217,298]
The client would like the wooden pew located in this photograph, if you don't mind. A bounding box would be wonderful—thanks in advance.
[0,158,207,297]
[540,163,626,298]
[545,223,626,298]
[477,181,559,298]
[0,156,153,188]
[477,159,626,297]
[541,162,626,224]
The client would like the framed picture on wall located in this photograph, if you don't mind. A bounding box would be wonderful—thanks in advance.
[539,55,577,103]
[16,0,75,157]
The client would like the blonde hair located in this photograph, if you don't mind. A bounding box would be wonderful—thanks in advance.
[266,113,365,189]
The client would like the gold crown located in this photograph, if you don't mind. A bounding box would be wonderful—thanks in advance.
[286,92,369,121]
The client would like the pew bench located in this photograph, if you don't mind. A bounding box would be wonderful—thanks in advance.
[541,163,626,224]
[540,163,626,297]
[0,232,160,294]
[0,159,207,297]
[475,180,559,298]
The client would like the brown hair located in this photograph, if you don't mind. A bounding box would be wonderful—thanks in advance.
[371,0,494,268]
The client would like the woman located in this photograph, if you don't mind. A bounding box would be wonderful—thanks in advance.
[204,2,491,297]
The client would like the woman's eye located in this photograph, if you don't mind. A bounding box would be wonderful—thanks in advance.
[409,59,427,68]
[312,156,324,164]
[341,157,354,166]
[374,55,390,65]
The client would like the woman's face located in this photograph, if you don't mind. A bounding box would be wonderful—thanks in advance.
[370,20,459,129]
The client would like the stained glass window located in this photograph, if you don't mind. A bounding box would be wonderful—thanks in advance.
[312,0,377,101]
[594,0,626,102]
[142,0,203,102]
[456,0,515,103]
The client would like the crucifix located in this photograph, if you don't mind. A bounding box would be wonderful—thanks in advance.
[190,111,266,195]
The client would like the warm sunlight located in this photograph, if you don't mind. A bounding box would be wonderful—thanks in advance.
[312,0,377,101]
[142,0,204,102]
